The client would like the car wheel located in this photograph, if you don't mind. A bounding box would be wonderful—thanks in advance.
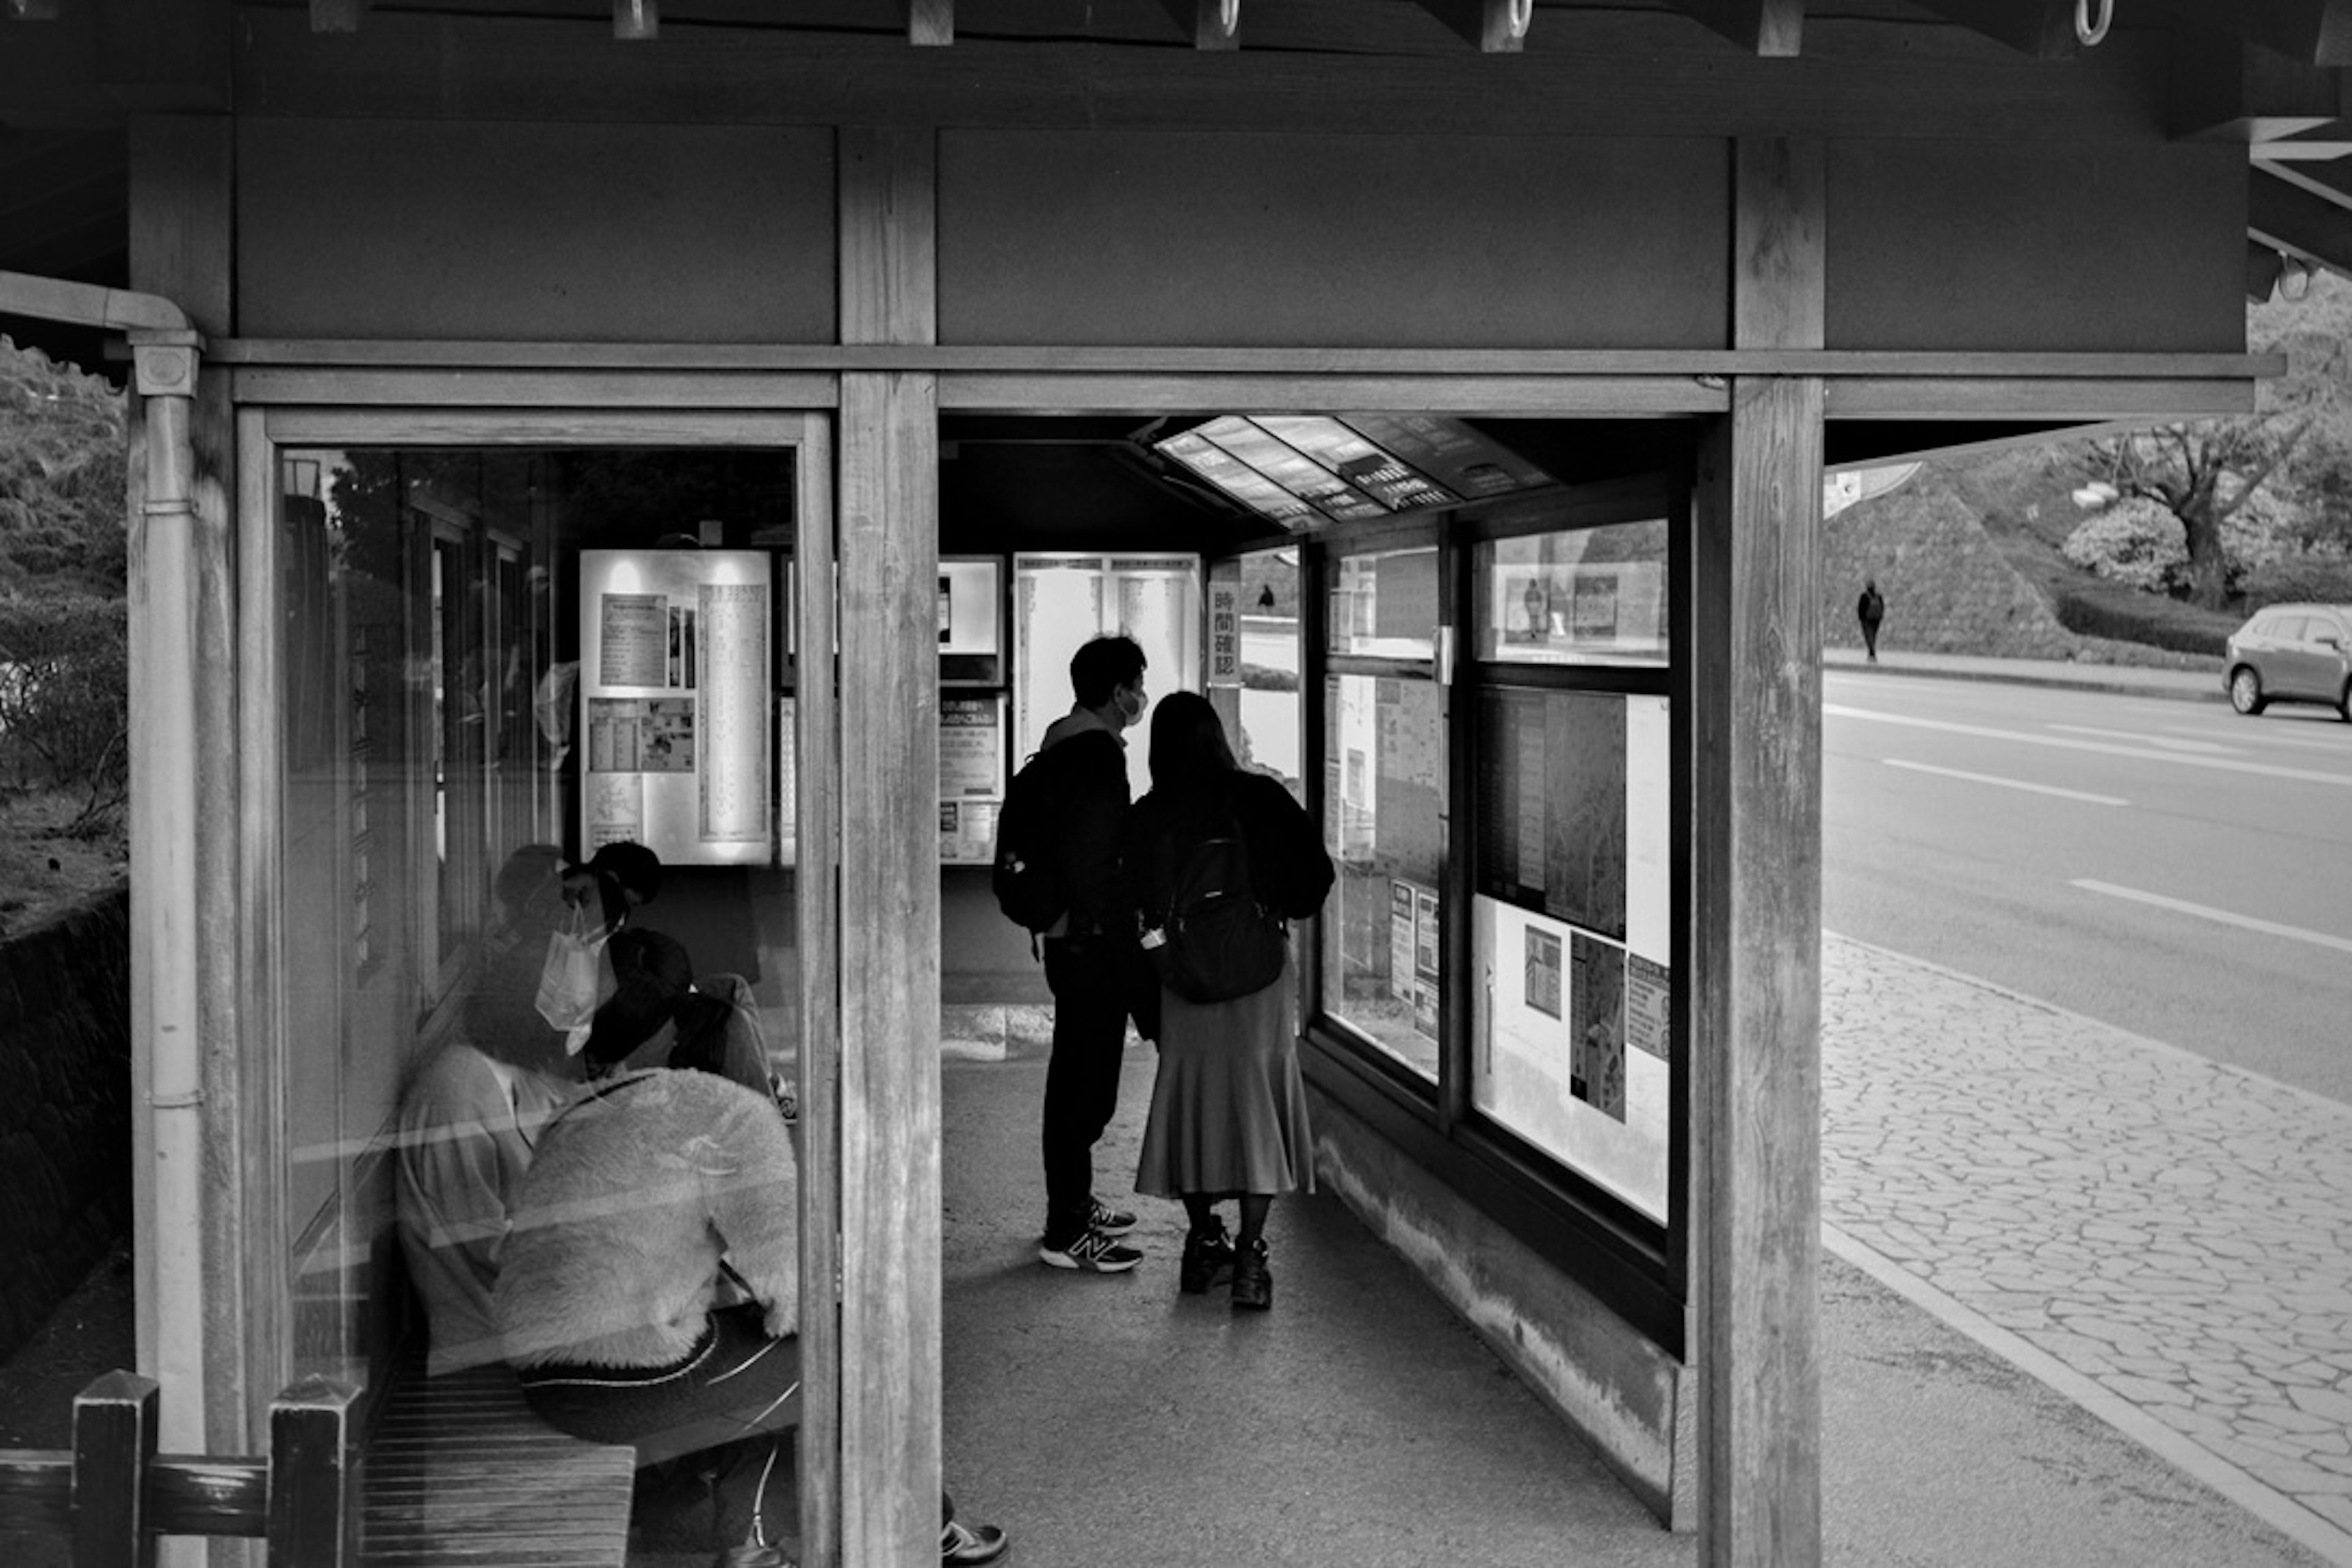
[2228,666,2266,715]
[2339,678,2351,723]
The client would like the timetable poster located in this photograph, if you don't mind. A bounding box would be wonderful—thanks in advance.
[697,579,768,843]
[1626,953,1671,1061]
[600,594,670,688]
[1569,933,1627,1123]
[940,695,1005,801]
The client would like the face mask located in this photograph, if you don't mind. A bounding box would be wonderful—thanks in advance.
[1115,686,1144,724]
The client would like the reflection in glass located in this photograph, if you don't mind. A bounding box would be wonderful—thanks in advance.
[1011,553,1200,804]
[1321,673,1445,1080]
[1232,549,1302,801]
[1328,545,1439,662]
[1475,519,1668,666]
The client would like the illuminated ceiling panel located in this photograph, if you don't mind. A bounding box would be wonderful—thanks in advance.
[1152,413,1553,530]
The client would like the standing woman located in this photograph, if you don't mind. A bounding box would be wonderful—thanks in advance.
[1120,692,1335,1311]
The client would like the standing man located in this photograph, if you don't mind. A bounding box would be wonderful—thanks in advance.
[1036,633,1152,1273]
[1856,577,1886,663]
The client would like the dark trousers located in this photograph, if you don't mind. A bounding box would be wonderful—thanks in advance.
[1041,935,1146,1246]
[517,1305,804,1554]
[518,1305,959,1554]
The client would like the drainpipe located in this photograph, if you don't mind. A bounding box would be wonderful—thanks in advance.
[0,270,210,1453]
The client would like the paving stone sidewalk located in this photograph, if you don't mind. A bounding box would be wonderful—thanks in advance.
[1823,933,2352,1563]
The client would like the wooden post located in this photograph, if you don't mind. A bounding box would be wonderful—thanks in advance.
[1691,135,1825,1568]
[72,1371,160,1568]
[837,126,942,1568]
[265,1377,360,1568]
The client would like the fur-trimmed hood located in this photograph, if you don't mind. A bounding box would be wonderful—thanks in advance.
[494,1068,798,1369]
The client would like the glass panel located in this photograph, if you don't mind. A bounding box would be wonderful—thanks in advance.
[1327,545,1439,662]
[1233,549,1303,800]
[1321,672,1446,1080]
[1474,518,1669,667]
[1469,688,1672,1221]
[276,443,796,1389]
[1011,552,1201,804]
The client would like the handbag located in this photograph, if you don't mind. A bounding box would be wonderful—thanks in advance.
[533,905,616,1052]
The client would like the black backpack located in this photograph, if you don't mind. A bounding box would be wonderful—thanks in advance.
[992,748,1071,935]
[1142,800,1287,1005]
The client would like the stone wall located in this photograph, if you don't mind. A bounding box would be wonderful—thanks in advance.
[1823,467,2081,658]
[0,881,131,1361]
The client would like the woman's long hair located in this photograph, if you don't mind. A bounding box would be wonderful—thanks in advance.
[1145,690,1238,797]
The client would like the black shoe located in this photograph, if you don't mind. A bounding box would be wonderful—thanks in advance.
[1230,1238,1271,1312]
[1179,1221,1235,1295]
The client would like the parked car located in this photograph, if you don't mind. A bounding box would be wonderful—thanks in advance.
[2223,603,2352,719]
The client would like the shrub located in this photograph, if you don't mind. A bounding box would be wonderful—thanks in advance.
[2062,499,2185,592]
[2239,552,2352,610]
[2051,586,2231,656]
[0,595,128,831]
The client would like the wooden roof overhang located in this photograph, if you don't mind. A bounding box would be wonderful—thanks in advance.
[1,0,2342,443]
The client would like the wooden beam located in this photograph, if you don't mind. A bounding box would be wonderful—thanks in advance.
[1733,137,1824,351]
[907,0,952,47]
[2250,158,2352,270]
[837,372,943,1568]
[1659,0,1804,57]
[838,123,941,1568]
[72,1371,159,1568]
[1418,0,1531,53]
[614,0,657,39]
[791,410,843,1568]
[2171,24,2341,140]
[1694,133,1825,1568]
[308,0,365,32]
[1161,0,1240,51]
[1905,0,2078,58]
[265,1378,360,1568]
[2143,0,2352,66]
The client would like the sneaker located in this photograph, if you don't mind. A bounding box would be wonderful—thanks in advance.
[1087,1199,1138,1234]
[1230,1237,1272,1311]
[1178,1221,1235,1295]
[941,1518,1010,1566]
[1038,1227,1142,1273]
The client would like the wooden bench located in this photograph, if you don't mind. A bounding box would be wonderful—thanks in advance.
[360,1357,633,1567]
[0,1362,634,1568]
[0,1370,360,1566]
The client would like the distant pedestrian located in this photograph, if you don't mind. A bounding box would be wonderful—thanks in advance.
[1856,578,1885,662]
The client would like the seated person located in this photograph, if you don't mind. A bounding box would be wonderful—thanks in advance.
[394,941,581,1376]
[562,839,663,938]
[492,1067,1006,1568]
[581,928,782,1107]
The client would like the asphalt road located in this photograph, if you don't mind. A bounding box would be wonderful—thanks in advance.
[1823,670,2352,1107]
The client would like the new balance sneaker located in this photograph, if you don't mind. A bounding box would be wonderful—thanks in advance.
[941,1518,1010,1566]
[1087,1199,1138,1234]
[1178,1221,1235,1295]
[1038,1227,1142,1273]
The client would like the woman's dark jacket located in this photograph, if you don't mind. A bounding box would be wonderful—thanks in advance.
[1118,769,1335,931]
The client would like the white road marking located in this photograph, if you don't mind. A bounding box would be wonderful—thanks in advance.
[1882,758,2127,805]
[1825,703,2352,788]
[2071,880,2352,956]
[2160,723,2352,756]
[2045,723,2234,755]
